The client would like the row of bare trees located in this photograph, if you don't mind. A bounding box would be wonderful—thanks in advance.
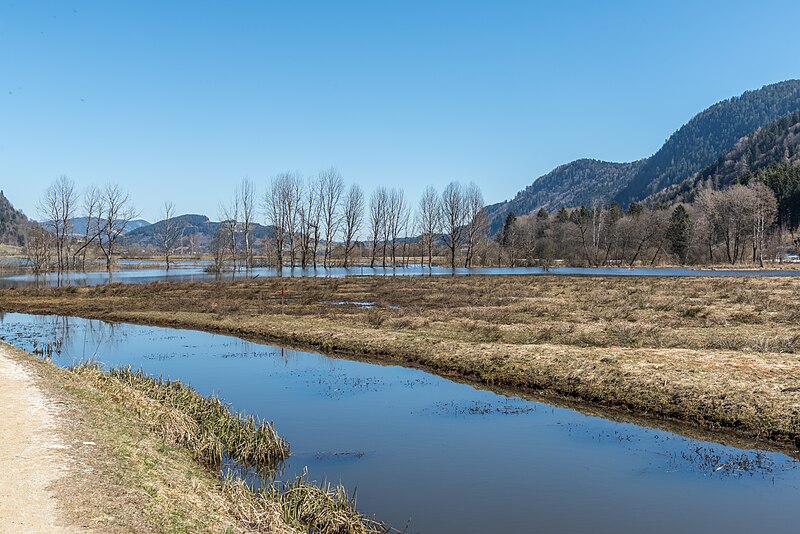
[35,176,139,272]
[208,171,489,271]
[30,171,493,273]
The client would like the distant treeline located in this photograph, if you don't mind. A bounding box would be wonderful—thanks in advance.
[494,164,800,268]
[23,162,800,274]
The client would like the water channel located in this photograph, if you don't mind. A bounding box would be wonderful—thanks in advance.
[0,312,797,532]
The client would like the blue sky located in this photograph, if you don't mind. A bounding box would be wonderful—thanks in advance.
[1,1,799,222]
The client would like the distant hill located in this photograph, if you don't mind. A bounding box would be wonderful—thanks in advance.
[484,159,645,233]
[41,217,151,237]
[648,109,800,205]
[0,191,37,247]
[124,214,274,252]
[486,80,800,231]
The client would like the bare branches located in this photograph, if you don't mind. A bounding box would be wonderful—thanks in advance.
[342,184,364,268]
[157,201,183,270]
[97,184,138,272]
[417,186,440,268]
[463,182,486,268]
[369,187,388,268]
[239,177,257,270]
[25,226,52,275]
[441,182,466,269]
[264,172,302,270]
[37,175,77,272]
[320,167,344,267]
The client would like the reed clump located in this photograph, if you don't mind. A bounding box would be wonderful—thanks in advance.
[72,365,289,470]
[225,476,388,534]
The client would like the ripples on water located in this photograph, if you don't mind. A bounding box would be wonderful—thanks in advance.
[0,313,798,533]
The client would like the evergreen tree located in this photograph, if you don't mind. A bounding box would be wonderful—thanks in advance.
[499,211,517,248]
[666,204,692,264]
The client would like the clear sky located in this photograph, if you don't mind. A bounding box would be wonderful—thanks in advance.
[1,0,799,222]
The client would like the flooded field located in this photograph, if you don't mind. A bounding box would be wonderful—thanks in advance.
[0,312,798,533]
[2,263,800,289]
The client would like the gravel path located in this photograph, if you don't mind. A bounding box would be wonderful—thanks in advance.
[0,345,77,533]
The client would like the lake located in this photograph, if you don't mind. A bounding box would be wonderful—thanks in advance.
[2,263,800,289]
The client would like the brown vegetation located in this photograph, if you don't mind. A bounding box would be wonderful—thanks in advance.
[5,345,386,533]
[3,275,800,451]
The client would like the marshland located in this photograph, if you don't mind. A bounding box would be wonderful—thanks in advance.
[6,3,800,532]
[2,273,800,531]
[2,307,800,533]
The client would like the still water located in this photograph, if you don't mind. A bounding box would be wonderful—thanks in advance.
[2,263,800,289]
[0,312,797,533]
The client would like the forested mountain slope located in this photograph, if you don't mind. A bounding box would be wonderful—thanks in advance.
[0,191,36,247]
[647,109,800,205]
[484,159,645,233]
[614,80,800,205]
[487,80,800,232]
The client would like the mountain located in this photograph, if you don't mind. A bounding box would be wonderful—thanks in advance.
[484,159,645,233]
[123,214,274,252]
[0,191,37,247]
[125,219,151,233]
[648,109,800,205]
[614,80,800,205]
[63,217,150,236]
[486,80,800,231]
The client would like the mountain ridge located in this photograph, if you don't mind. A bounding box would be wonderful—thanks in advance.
[487,79,800,230]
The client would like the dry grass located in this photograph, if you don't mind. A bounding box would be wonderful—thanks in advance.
[4,344,288,533]
[3,275,800,449]
[6,346,386,533]
[75,366,290,471]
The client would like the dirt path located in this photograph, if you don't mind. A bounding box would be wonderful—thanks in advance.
[0,345,78,533]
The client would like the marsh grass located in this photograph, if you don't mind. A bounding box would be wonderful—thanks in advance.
[74,365,289,470]
[66,363,386,533]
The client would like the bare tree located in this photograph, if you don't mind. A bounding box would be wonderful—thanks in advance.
[264,176,286,269]
[369,187,388,268]
[25,226,52,276]
[417,186,440,268]
[157,201,183,270]
[219,198,239,272]
[72,185,102,270]
[750,182,777,267]
[695,188,721,263]
[305,175,323,268]
[463,182,486,267]
[441,181,466,269]
[97,184,138,272]
[320,167,344,267]
[342,184,364,267]
[209,227,227,274]
[238,177,257,270]
[38,175,77,273]
[264,172,302,270]
[716,185,754,264]
[387,188,407,266]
